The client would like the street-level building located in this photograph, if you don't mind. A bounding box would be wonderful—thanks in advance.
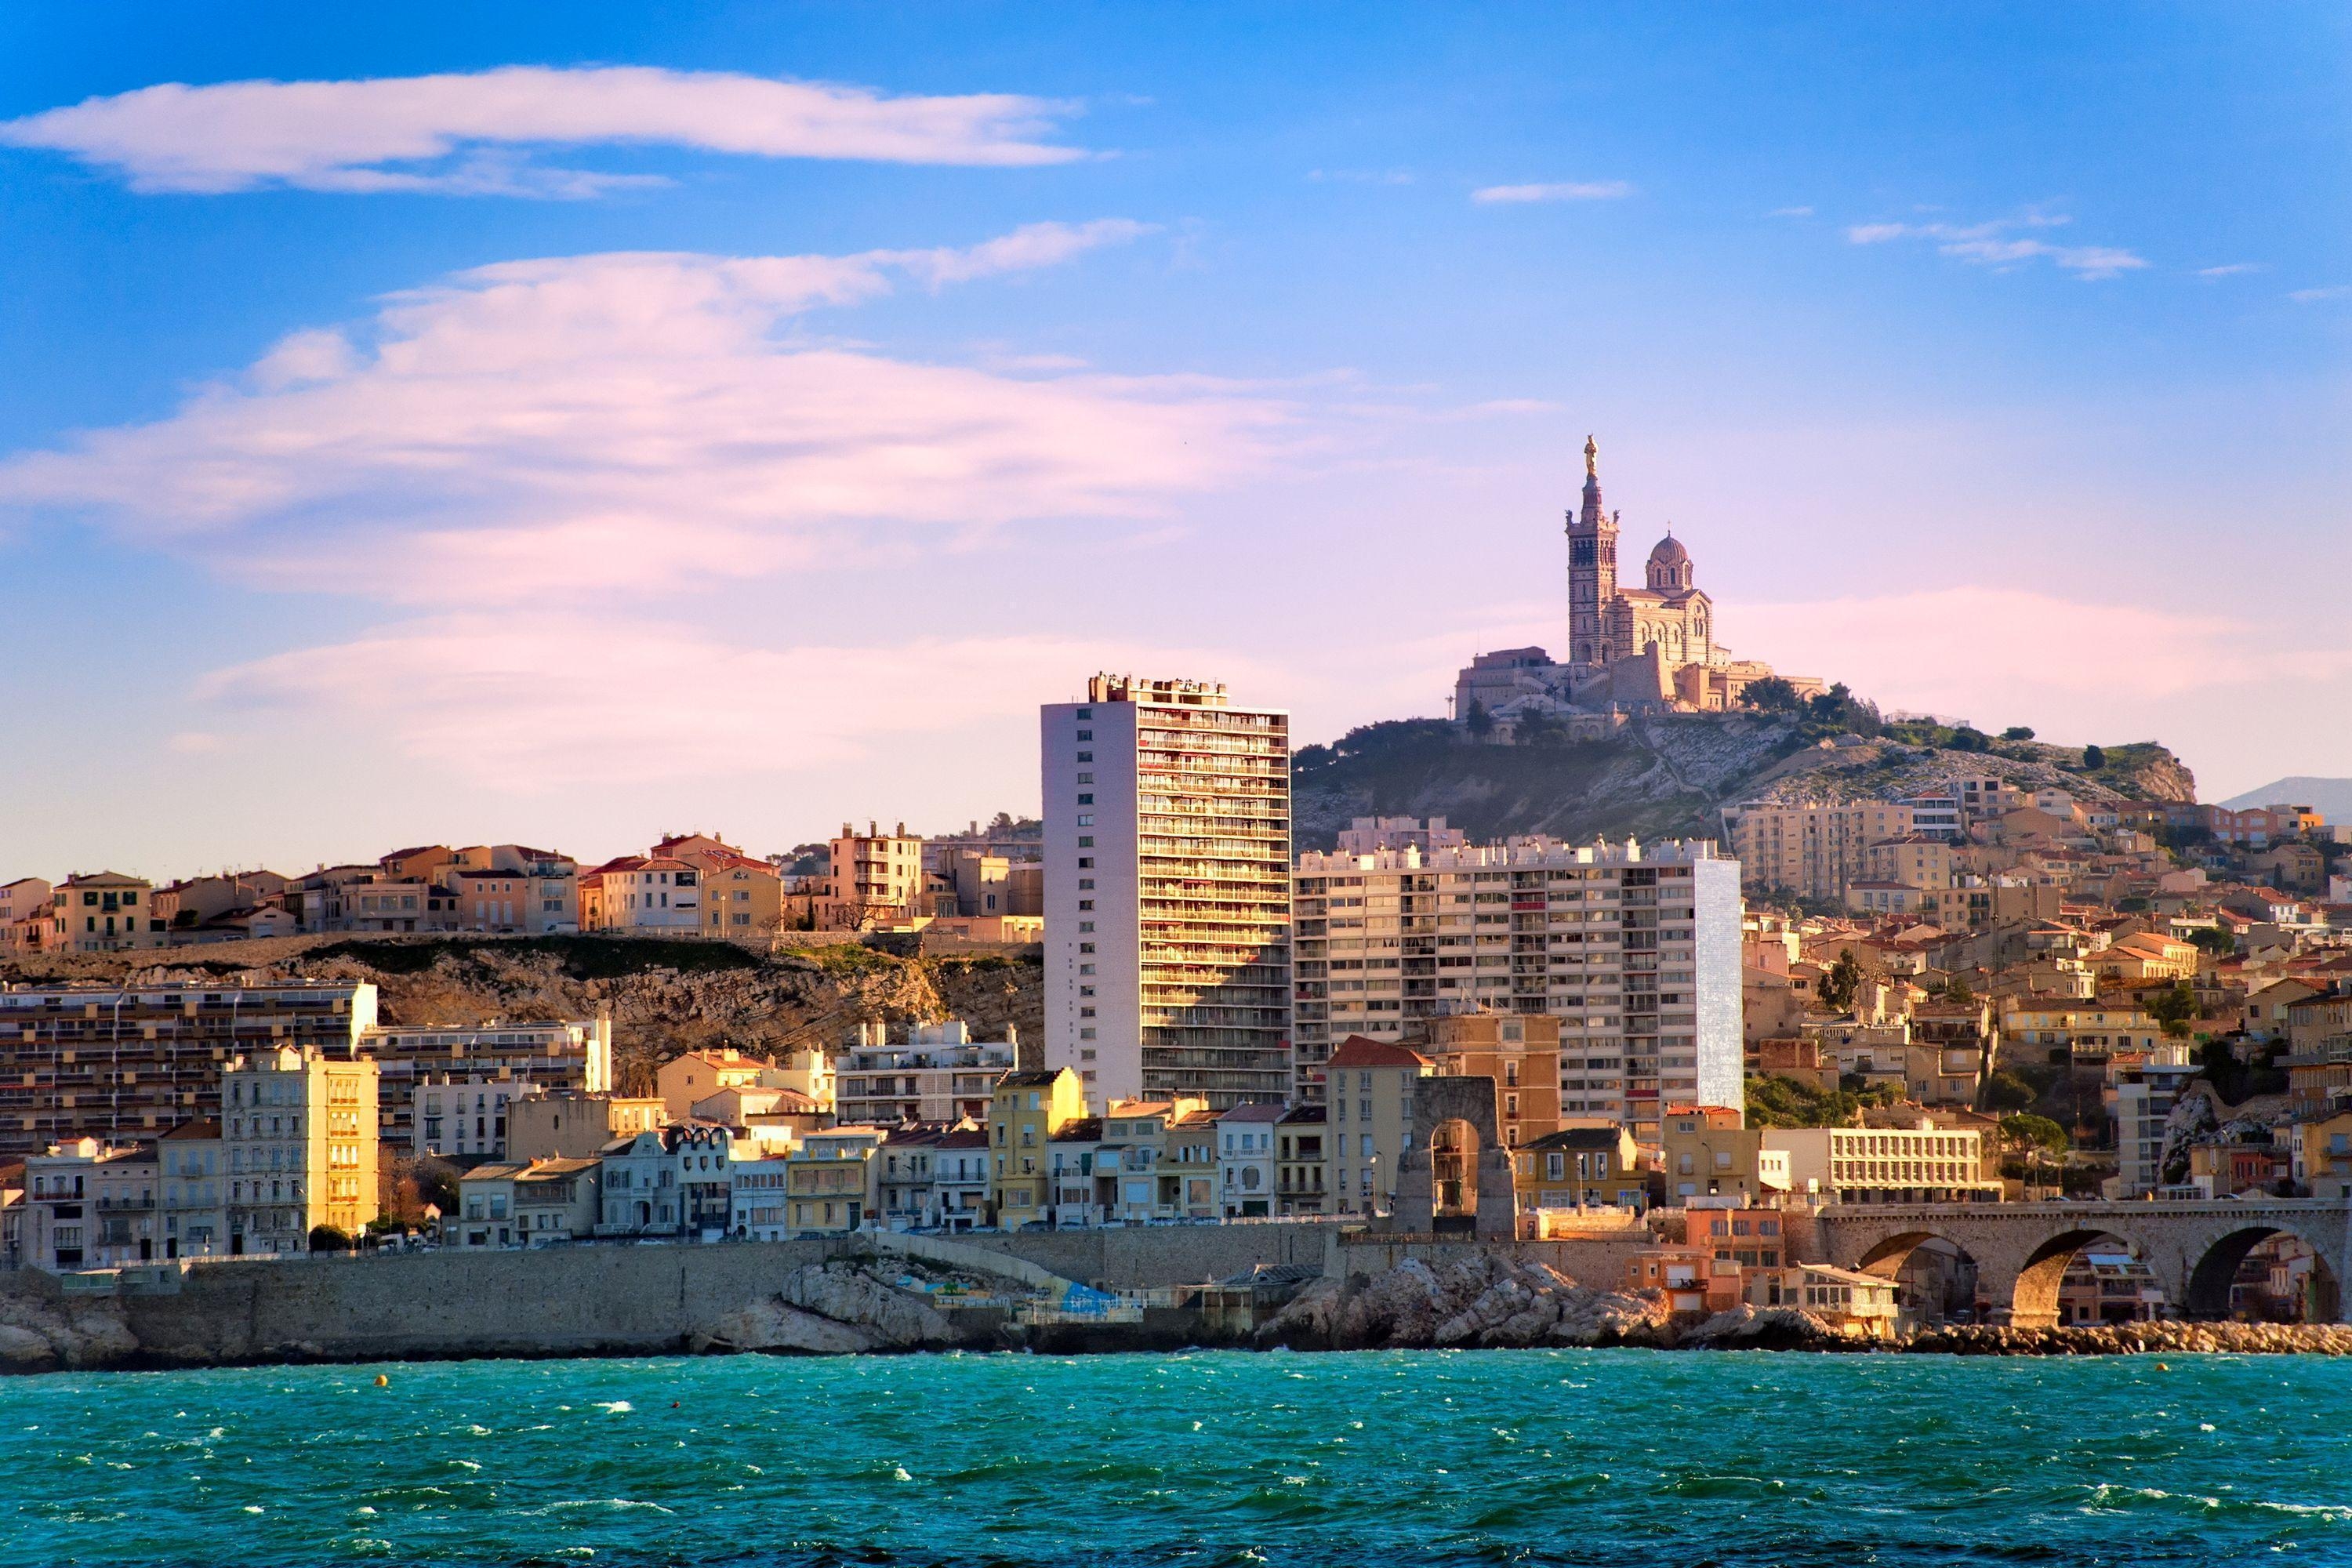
[450,1158,601,1248]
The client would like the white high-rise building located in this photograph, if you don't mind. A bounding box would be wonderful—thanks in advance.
[1292,836,1743,1137]
[1043,674,1292,1109]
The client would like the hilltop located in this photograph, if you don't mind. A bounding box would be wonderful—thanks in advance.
[1292,710,2194,851]
[2222,777,2352,818]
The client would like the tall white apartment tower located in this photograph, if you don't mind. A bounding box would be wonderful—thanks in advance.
[1043,674,1292,1110]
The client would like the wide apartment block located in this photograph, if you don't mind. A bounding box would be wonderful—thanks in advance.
[355,1018,612,1148]
[1292,837,1741,1138]
[0,981,379,1157]
[1043,674,1292,1110]
[1719,800,1917,901]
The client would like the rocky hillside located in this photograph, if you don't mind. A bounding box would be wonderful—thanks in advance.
[1,935,1044,1094]
[1293,713,2194,851]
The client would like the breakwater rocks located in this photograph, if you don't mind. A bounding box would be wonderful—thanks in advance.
[1262,1254,1689,1350]
[1904,1321,2352,1356]
[693,1261,983,1356]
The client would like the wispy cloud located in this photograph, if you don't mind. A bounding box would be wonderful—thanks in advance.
[0,222,1283,601]
[0,66,1086,194]
[1472,180,1632,205]
[2196,263,2265,278]
[1308,168,1414,186]
[1845,213,2147,281]
[1766,205,1814,219]
[2289,284,2352,303]
[196,619,1277,789]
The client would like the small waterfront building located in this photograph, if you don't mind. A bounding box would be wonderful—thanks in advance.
[930,1127,991,1230]
[1215,1102,1285,1218]
[597,1123,736,1239]
[1047,1116,1105,1228]
[1516,1126,1647,1213]
[784,1127,887,1237]
[990,1068,1086,1228]
[452,1158,601,1249]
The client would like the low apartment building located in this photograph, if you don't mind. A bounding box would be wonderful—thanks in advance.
[783,1127,887,1236]
[2001,1001,2165,1067]
[2104,1044,2200,1198]
[838,1020,1015,1126]
[1762,1123,1997,1204]
[579,856,700,931]
[358,1017,610,1148]
[989,1067,1085,1228]
[449,1158,601,1248]
[506,1088,667,1160]
[1517,1125,1646,1211]
[1046,1116,1105,1227]
[1091,1096,1209,1223]
[598,1123,736,1238]
[1276,1105,1328,1215]
[1718,800,1915,901]
[1660,1104,1788,1204]
[20,1138,154,1270]
[49,872,164,952]
[1215,1102,1284,1218]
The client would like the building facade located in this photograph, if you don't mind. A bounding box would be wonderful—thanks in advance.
[1043,674,1292,1109]
[1293,835,1742,1139]
[222,1046,382,1254]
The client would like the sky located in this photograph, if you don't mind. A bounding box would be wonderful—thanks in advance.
[2,3,2347,880]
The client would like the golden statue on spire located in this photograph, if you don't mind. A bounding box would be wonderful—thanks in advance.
[1584,434,1598,478]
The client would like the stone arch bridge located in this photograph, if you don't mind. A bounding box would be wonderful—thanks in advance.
[1817,1200,2352,1328]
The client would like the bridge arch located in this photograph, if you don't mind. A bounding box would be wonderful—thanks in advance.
[2186,1225,2343,1321]
[2009,1229,2166,1328]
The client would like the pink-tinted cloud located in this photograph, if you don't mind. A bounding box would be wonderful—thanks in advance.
[0,67,1086,194]
[197,615,1280,789]
[0,223,1283,601]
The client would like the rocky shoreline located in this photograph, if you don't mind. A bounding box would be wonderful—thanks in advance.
[8,1252,2352,1374]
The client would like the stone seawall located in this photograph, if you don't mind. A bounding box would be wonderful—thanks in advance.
[0,1224,1356,1373]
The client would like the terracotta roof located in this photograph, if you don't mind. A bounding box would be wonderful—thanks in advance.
[1326,1035,1432,1069]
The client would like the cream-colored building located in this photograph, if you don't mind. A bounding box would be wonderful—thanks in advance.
[1762,1123,1997,1204]
[1719,801,1917,900]
[1044,674,1292,1109]
[506,1089,667,1161]
[1659,1103,1788,1204]
[1323,1036,1434,1217]
[839,1019,1016,1126]
[449,1157,601,1249]
[1293,835,1744,1138]
[579,855,700,931]
[49,871,162,952]
[222,1046,381,1253]
[821,822,938,930]
[0,878,54,953]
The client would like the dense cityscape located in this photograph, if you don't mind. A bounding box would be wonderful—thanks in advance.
[9,446,2349,1346]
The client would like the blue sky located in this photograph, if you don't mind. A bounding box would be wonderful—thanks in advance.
[3,3,2347,878]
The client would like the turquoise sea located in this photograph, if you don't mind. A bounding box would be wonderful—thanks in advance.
[4,1349,2350,1567]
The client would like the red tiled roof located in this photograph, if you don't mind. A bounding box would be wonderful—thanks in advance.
[1327,1035,1432,1069]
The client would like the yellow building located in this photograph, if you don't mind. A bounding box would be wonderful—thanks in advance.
[1160,1107,1221,1219]
[1659,1104,1789,1204]
[2292,1110,2352,1200]
[50,871,163,952]
[1323,1036,1435,1217]
[651,833,785,938]
[1516,1125,1646,1210]
[783,1127,886,1236]
[221,1045,380,1253]
[989,1067,1086,1226]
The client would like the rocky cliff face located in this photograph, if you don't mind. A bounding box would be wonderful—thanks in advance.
[2,935,1044,1091]
[1258,1254,1683,1350]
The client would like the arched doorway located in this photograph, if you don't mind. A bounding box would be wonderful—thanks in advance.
[2012,1230,2171,1327]
[2187,1227,2343,1322]
[1428,1119,1479,1230]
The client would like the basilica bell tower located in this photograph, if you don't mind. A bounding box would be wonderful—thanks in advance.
[1566,434,1619,666]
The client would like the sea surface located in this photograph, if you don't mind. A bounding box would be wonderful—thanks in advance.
[3,1348,2350,1567]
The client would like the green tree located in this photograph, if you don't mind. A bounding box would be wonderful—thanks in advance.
[1999,1113,2070,1155]
[2186,926,2235,957]
[2147,978,2198,1039]
[1463,699,1493,739]
[2001,726,2036,742]
[308,1224,354,1253]
[1740,676,1802,713]
[1940,974,1975,1005]
[1818,947,1865,1012]
[2082,743,2108,770]
[1982,1069,2038,1112]
[1947,726,1991,753]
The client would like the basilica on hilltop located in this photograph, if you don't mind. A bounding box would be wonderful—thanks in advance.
[1452,436,1820,734]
